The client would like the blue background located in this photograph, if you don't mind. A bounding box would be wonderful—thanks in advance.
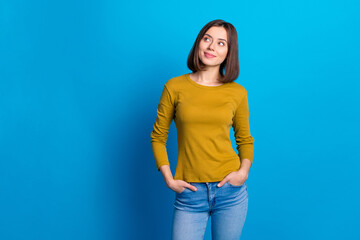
[1,0,359,239]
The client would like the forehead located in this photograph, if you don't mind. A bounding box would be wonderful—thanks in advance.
[204,26,228,41]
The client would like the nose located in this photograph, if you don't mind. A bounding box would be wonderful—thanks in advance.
[207,40,215,50]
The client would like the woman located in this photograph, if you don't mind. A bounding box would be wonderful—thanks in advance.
[150,19,255,240]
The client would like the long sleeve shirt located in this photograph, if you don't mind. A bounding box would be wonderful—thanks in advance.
[150,73,255,182]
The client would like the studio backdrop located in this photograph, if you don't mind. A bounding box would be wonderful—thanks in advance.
[0,0,359,239]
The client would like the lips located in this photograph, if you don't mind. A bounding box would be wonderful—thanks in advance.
[204,52,216,58]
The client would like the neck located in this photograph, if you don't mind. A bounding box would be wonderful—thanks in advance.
[192,68,223,85]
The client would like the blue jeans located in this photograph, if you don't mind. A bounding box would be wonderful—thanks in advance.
[171,181,248,240]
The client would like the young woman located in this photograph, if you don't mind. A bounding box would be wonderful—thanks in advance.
[150,19,255,240]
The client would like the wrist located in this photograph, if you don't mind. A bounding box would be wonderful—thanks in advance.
[237,168,249,175]
[239,158,251,171]
[165,178,174,186]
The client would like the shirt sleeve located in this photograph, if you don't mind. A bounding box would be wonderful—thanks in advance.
[232,90,255,165]
[150,84,176,171]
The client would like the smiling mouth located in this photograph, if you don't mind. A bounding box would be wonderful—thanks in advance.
[204,52,216,58]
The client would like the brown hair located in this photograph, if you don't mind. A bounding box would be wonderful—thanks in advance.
[187,19,239,83]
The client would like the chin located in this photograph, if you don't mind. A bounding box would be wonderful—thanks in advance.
[202,59,220,66]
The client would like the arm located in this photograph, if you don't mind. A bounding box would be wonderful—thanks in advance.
[150,84,175,172]
[159,165,175,186]
[232,90,255,173]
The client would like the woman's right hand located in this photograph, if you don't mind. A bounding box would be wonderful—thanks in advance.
[166,179,197,193]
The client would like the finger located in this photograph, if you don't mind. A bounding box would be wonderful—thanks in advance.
[187,183,197,191]
[217,179,227,187]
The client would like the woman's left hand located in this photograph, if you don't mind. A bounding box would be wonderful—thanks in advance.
[217,169,249,187]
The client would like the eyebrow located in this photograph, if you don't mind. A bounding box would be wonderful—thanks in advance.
[204,33,227,42]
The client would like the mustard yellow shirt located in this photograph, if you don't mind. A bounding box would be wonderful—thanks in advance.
[150,73,255,182]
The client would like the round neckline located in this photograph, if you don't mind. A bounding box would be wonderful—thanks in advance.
[185,73,227,89]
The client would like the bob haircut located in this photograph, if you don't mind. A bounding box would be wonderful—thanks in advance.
[187,19,239,83]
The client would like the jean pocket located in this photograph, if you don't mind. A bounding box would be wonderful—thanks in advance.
[177,187,188,194]
[227,181,244,188]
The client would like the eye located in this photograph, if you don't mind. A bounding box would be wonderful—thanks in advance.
[204,37,210,41]
[219,42,225,46]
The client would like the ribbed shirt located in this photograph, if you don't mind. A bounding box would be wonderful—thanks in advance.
[150,73,255,182]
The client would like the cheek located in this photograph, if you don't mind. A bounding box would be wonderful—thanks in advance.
[198,41,206,49]
[219,48,228,58]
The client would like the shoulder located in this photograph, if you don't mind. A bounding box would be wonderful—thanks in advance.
[165,73,187,87]
[230,81,247,94]
[164,73,188,91]
[227,81,249,106]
